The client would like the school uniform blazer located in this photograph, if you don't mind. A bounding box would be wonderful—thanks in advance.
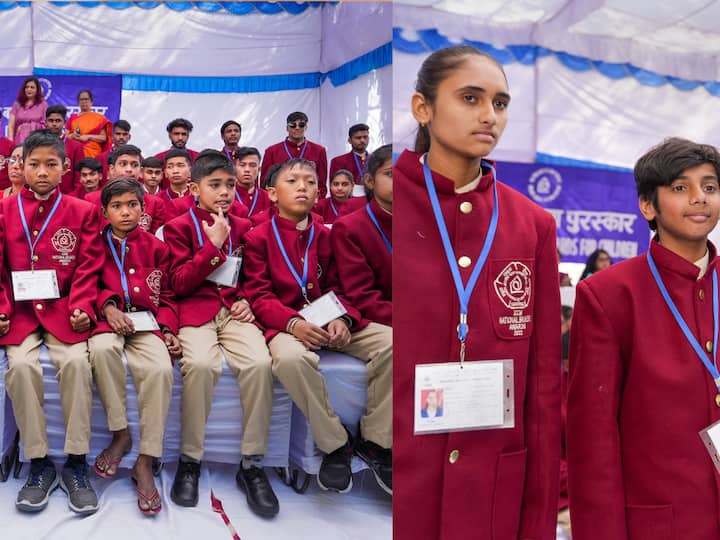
[0,188,103,345]
[61,136,85,195]
[0,136,14,189]
[329,150,367,184]
[314,196,364,225]
[249,206,324,228]
[331,199,391,327]
[83,190,166,234]
[393,150,561,540]
[167,194,248,221]
[235,186,272,218]
[568,239,720,540]
[94,225,178,339]
[260,138,328,199]
[243,214,366,342]
[163,207,251,328]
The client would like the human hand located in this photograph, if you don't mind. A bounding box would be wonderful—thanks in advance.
[103,304,134,335]
[70,309,91,332]
[327,318,351,348]
[202,207,231,250]
[164,332,182,357]
[292,320,330,350]
[230,299,255,323]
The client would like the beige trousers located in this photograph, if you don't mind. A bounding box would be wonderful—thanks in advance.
[269,322,392,453]
[88,332,173,457]
[178,307,273,460]
[5,330,92,459]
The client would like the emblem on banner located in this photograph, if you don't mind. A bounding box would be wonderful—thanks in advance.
[146,270,162,306]
[51,228,77,265]
[39,78,53,100]
[493,262,532,310]
[528,167,562,203]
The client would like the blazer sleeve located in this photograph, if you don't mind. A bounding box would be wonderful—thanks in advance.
[69,207,103,323]
[155,241,179,334]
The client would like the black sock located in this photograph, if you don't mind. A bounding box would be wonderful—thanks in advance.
[65,454,86,466]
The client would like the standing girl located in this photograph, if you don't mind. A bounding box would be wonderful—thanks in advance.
[393,45,561,540]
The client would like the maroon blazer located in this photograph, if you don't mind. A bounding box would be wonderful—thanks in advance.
[329,150,368,184]
[249,206,324,228]
[235,186,271,218]
[61,136,85,195]
[314,196,364,225]
[163,208,251,328]
[568,239,720,540]
[244,214,366,342]
[0,136,14,190]
[83,190,166,234]
[393,150,561,540]
[331,199,391,327]
[94,225,178,340]
[260,138,328,199]
[0,188,103,344]
[154,148,199,190]
[166,194,248,221]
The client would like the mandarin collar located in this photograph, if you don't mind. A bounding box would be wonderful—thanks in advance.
[648,237,718,281]
[396,150,494,195]
[21,185,59,203]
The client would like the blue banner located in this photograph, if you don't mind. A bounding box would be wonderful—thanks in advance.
[0,75,121,138]
[496,161,649,263]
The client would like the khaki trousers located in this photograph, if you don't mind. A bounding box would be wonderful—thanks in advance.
[178,307,273,460]
[89,332,173,457]
[269,322,392,453]
[5,330,92,459]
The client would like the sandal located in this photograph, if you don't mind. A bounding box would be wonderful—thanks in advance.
[94,449,124,479]
[132,476,162,516]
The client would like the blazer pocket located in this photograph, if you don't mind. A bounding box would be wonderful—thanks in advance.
[492,448,527,540]
[626,504,673,540]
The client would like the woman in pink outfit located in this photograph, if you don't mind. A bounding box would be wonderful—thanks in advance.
[8,77,47,145]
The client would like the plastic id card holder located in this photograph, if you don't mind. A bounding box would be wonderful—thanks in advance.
[125,311,160,332]
[352,185,366,198]
[414,360,515,435]
[207,256,242,288]
[299,291,347,328]
[12,270,60,301]
[700,419,720,474]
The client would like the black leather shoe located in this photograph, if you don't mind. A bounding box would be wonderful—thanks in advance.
[171,460,200,507]
[236,464,279,517]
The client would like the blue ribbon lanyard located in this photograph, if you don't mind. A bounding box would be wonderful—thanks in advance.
[224,148,233,160]
[18,192,63,270]
[235,189,258,216]
[189,209,233,255]
[165,188,173,200]
[106,229,131,309]
[271,216,315,304]
[365,203,392,255]
[353,152,365,181]
[647,250,720,394]
[330,200,339,217]
[283,140,307,160]
[423,157,499,365]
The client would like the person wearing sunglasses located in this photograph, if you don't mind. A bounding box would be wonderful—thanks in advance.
[260,111,328,199]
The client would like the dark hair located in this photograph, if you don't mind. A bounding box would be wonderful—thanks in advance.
[191,149,235,183]
[45,104,68,119]
[23,129,66,161]
[634,137,720,231]
[580,250,612,281]
[264,163,283,188]
[332,169,354,183]
[164,148,191,166]
[286,111,308,124]
[77,157,103,173]
[271,158,317,188]
[233,146,261,162]
[221,120,241,136]
[113,119,131,132]
[561,305,573,322]
[141,156,163,169]
[414,45,507,153]
[16,77,44,106]
[101,177,145,208]
[77,89,93,102]
[166,118,193,133]
[367,144,392,177]
[108,144,142,166]
[348,123,369,137]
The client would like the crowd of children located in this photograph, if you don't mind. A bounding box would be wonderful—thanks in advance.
[0,110,393,522]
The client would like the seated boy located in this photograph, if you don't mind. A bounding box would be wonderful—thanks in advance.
[140,156,163,196]
[331,144,392,327]
[163,150,278,517]
[73,157,102,199]
[159,148,192,210]
[89,177,180,516]
[233,146,271,218]
[314,169,364,225]
[244,158,392,495]
[568,138,720,539]
[0,130,104,514]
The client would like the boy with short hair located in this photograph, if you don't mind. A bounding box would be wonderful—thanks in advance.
[220,120,242,159]
[95,119,132,182]
[244,158,392,495]
[568,137,720,539]
[141,156,163,195]
[329,123,370,185]
[89,177,179,516]
[233,146,270,218]
[74,157,102,199]
[314,169,364,224]
[163,150,278,517]
[0,130,104,514]
[160,148,192,207]
[44,104,84,194]
[155,118,199,164]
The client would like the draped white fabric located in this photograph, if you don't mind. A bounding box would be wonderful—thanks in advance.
[0,7,32,75]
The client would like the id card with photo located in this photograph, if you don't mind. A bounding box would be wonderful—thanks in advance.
[125,311,160,332]
[414,360,515,435]
[12,270,60,301]
[207,256,242,288]
[700,419,720,475]
[299,291,347,328]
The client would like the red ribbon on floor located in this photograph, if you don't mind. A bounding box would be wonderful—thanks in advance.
[211,490,241,540]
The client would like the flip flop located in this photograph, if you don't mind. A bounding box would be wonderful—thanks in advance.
[132,476,162,516]
[94,445,131,479]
